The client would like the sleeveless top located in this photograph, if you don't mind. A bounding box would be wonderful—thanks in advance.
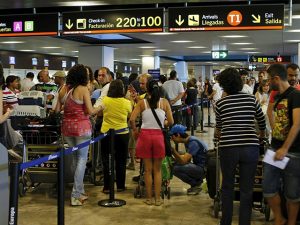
[62,89,91,137]
[141,99,165,129]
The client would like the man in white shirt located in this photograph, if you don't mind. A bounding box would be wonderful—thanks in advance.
[208,76,223,111]
[94,67,113,108]
[162,70,185,124]
[20,72,35,92]
[240,70,253,94]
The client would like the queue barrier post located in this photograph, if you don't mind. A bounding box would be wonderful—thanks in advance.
[9,162,19,225]
[98,129,126,207]
[58,147,65,225]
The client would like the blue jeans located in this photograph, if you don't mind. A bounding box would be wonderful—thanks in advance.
[220,146,259,225]
[173,163,204,187]
[64,135,91,199]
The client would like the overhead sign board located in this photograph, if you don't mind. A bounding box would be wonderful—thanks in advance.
[169,4,284,32]
[62,8,164,35]
[249,55,291,63]
[0,13,58,37]
[212,50,228,59]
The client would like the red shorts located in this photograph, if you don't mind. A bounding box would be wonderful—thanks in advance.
[136,129,165,159]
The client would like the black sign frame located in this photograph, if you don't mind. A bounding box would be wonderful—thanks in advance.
[0,13,58,37]
[62,8,164,35]
[169,4,284,32]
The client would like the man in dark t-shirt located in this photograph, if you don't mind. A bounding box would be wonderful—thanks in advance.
[263,64,300,225]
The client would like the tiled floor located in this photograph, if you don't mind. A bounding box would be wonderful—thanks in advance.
[18,117,275,225]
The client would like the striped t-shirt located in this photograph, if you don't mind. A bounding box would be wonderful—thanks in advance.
[215,92,266,148]
[2,87,20,108]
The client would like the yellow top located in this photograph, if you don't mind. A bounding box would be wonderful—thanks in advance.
[101,96,132,134]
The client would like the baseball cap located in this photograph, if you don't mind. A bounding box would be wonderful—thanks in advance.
[169,124,187,135]
[53,71,66,78]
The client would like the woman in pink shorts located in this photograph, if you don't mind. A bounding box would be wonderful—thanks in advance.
[129,78,173,206]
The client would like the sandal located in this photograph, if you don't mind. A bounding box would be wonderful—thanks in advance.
[143,199,152,205]
[155,199,163,206]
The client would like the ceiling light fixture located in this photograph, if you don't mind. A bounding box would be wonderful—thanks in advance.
[50,53,63,55]
[153,49,167,51]
[72,50,79,53]
[139,55,151,57]
[42,46,61,49]
[285,29,300,32]
[292,15,300,19]
[171,40,194,43]
[240,48,258,50]
[57,1,107,6]
[246,51,261,54]
[20,49,35,52]
[188,46,206,49]
[130,59,140,61]
[148,32,176,35]
[1,41,24,44]
[285,40,300,43]
[221,35,248,38]
[231,43,253,45]
[139,46,155,49]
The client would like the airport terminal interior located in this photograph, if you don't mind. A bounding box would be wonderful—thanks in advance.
[1,0,300,224]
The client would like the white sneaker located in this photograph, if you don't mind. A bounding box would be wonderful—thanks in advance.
[71,197,83,206]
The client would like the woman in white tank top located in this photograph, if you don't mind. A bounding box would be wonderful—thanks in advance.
[130,79,173,206]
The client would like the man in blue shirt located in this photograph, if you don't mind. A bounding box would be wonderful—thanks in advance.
[170,124,208,195]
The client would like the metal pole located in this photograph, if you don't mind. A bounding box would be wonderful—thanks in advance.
[191,105,194,136]
[57,147,65,225]
[98,129,126,207]
[196,96,207,133]
[9,162,19,225]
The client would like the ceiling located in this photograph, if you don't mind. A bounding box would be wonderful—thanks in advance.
[0,0,299,68]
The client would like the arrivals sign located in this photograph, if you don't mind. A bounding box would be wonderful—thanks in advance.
[168,4,284,32]
[0,13,58,37]
[62,8,164,35]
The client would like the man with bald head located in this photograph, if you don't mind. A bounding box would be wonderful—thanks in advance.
[31,69,58,110]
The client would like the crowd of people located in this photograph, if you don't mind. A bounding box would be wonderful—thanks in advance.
[1,62,300,225]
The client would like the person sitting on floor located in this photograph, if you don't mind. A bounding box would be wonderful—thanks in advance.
[170,124,208,195]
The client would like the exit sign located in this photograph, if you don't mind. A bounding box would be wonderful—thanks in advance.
[211,50,228,59]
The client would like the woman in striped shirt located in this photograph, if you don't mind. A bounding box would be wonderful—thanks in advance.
[215,68,266,225]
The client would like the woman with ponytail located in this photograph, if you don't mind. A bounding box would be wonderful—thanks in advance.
[130,77,173,206]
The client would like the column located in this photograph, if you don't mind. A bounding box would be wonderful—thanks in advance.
[78,46,114,73]
[154,56,160,69]
[175,61,188,82]
[142,56,155,74]
[194,65,203,80]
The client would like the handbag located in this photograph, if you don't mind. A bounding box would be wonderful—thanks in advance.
[0,119,23,150]
[150,107,172,157]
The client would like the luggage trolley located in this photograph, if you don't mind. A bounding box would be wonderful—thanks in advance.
[18,125,74,196]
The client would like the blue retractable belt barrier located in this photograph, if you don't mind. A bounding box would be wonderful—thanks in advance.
[20,128,128,171]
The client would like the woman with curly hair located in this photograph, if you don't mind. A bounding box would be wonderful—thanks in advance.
[215,68,266,225]
[55,64,102,206]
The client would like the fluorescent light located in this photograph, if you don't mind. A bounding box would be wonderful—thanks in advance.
[292,15,300,19]
[57,1,107,6]
[130,59,140,61]
[202,51,211,54]
[171,40,194,43]
[139,55,151,57]
[42,46,61,49]
[246,51,261,54]
[139,46,155,49]
[285,40,300,43]
[285,29,300,32]
[188,46,206,49]
[148,32,176,35]
[20,49,35,52]
[153,49,167,52]
[231,43,253,45]
[50,53,63,55]
[221,35,248,38]
[1,41,24,44]
[72,50,79,53]
[240,48,258,50]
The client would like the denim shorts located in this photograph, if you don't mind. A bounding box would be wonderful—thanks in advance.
[263,160,300,202]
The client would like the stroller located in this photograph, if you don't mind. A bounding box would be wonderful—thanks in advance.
[133,156,173,199]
